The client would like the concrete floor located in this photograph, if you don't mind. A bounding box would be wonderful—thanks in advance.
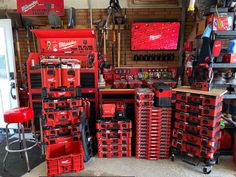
[23,156,236,177]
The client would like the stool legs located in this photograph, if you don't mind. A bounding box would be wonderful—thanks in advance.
[3,123,9,171]
[3,123,35,172]
[18,123,23,158]
[21,123,30,172]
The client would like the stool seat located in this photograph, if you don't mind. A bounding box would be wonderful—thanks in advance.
[4,107,34,123]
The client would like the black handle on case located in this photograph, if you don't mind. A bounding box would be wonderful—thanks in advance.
[80,112,91,162]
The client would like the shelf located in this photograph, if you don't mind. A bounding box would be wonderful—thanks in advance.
[214,31,236,39]
[212,63,236,68]
[224,93,236,99]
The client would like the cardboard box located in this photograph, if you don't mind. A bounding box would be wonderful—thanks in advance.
[207,12,234,31]
[196,19,206,36]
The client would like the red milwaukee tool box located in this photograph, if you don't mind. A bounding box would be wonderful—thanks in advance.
[101,104,116,118]
[43,126,72,137]
[17,0,64,16]
[46,141,84,177]
[172,139,217,160]
[172,129,221,148]
[96,120,132,130]
[32,29,96,54]
[98,151,131,158]
[97,138,131,146]
[152,82,172,107]
[42,99,68,110]
[98,144,132,152]
[174,121,221,138]
[44,134,81,145]
[96,130,132,139]
[61,59,81,88]
[68,98,83,108]
[41,59,61,89]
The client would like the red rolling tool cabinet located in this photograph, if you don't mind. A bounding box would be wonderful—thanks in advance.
[171,86,226,174]
[27,29,99,135]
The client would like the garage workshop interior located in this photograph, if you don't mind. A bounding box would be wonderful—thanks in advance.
[0,0,236,177]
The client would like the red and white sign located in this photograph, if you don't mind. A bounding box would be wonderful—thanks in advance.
[17,0,64,16]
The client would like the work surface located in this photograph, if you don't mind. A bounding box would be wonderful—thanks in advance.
[174,86,227,97]
[23,156,236,177]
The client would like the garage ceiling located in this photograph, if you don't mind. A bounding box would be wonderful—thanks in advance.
[128,0,182,8]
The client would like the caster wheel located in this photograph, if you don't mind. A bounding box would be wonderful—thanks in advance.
[203,166,212,174]
[3,165,7,172]
[171,154,175,162]
[216,158,219,165]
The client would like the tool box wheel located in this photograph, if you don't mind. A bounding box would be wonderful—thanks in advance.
[171,154,175,161]
[203,166,212,174]
[216,158,219,165]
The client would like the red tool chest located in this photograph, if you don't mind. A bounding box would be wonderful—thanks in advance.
[27,29,99,140]
[171,88,226,174]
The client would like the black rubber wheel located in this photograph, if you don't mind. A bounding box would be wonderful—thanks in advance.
[203,167,212,174]
[171,154,175,162]
[216,158,219,165]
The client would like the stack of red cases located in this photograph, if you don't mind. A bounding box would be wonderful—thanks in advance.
[172,92,223,160]
[96,103,132,158]
[41,60,85,146]
[136,88,172,160]
[135,88,153,159]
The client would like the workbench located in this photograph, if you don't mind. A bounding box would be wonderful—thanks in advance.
[173,86,227,97]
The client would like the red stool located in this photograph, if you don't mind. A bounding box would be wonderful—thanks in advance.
[3,107,38,172]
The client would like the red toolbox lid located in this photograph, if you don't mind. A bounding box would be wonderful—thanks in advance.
[32,29,96,54]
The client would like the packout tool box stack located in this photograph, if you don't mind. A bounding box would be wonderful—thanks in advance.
[135,83,172,160]
[171,87,226,174]
[27,29,98,176]
[96,103,132,158]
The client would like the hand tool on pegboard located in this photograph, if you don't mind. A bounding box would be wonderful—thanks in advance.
[104,0,122,66]
[22,17,32,54]
[117,16,123,67]
[48,11,61,29]
[112,14,116,67]
[88,0,93,29]
[123,9,127,65]
[67,7,76,28]
[93,19,105,55]
[6,12,24,87]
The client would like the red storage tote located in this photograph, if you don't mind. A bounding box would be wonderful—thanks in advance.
[46,141,84,176]
[61,59,81,88]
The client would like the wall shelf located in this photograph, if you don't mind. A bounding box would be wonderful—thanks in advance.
[214,31,236,39]
[224,93,236,99]
[212,63,236,68]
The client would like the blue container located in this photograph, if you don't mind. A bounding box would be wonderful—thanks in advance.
[228,38,236,53]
